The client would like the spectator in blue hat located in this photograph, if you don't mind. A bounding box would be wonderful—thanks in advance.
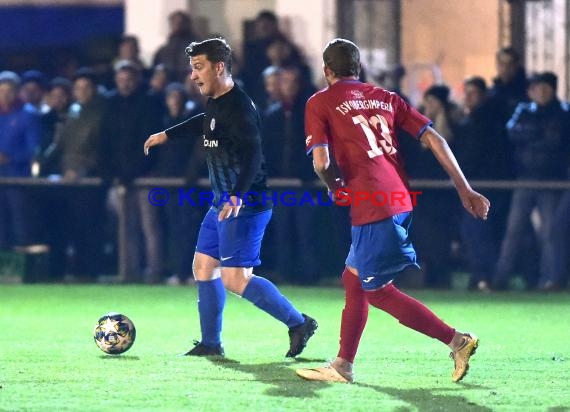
[0,71,41,248]
[19,70,47,114]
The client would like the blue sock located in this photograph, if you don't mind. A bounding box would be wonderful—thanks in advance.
[242,276,305,328]
[196,278,226,347]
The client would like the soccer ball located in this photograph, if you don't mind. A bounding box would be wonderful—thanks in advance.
[93,312,136,355]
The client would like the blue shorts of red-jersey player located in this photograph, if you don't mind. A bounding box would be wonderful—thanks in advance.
[346,211,420,291]
[196,207,272,267]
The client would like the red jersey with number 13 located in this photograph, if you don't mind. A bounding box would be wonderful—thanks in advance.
[305,80,431,226]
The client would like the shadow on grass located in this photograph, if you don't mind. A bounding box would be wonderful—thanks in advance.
[356,382,493,411]
[99,355,140,360]
[206,357,495,408]
[291,357,328,363]
[207,357,331,398]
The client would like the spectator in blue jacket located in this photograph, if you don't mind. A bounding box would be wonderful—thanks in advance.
[493,72,570,290]
[0,71,41,248]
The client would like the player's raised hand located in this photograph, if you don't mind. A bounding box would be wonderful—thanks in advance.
[459,189,490,220]
[143,131,168,155]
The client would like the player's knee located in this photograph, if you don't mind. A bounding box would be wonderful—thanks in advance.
[366,282,396,300]
[220,268,252,295]
[192,254,221,281]
[192,266,221,281]
[220,277,242,294]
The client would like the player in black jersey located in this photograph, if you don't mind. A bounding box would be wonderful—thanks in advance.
[144,38,317,357]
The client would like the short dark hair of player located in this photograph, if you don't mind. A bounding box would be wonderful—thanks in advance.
[323,38,361,78]
[464,76,487,93]
[185,38,232,74]
[496,46,520,64]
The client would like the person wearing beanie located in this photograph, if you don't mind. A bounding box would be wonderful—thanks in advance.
[423,84,462,144]
[410,85,464,288]
[19,69,47,113]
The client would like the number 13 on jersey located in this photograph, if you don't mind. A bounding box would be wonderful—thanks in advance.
[352,114,397,158]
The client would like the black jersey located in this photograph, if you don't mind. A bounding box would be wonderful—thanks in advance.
[165,84,271,210]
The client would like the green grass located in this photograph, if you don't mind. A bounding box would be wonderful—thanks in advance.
[0,285,569,411]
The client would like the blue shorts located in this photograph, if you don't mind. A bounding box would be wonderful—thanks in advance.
[196,207,272,267]
[345,212,419,290]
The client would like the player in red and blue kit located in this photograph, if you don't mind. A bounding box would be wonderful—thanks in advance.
[296,39,490,383]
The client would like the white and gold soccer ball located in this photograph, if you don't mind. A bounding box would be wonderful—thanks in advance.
[93,312,136,355]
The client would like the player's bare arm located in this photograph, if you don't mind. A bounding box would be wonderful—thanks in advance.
[419,126,490,220]
[143,131,168,155]
[312,146,345,197]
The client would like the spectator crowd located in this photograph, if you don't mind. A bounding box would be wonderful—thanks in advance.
[0,10,569,291]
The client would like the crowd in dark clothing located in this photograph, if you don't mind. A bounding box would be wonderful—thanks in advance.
[0,10,569,291]
[398,48,570,292]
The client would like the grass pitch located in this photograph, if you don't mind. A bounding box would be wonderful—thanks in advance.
[0,285,569,411]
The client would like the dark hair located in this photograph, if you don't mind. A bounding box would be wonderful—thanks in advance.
[464,76,487,93]
[528,71,558,91]
[168,10,194,37]
[120,35,140,54]
[21,69,46,88]
[49,77,72,94]
[185,38,232,74]
[323,38,360,78]
[169,10,191,23]
[165,81,187,99]
[280,65,301,78]
[256,10,278,24]
[73,67,97,84]
[424,84,450,105]
[497,46,520,63]
[152,63,172,81]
